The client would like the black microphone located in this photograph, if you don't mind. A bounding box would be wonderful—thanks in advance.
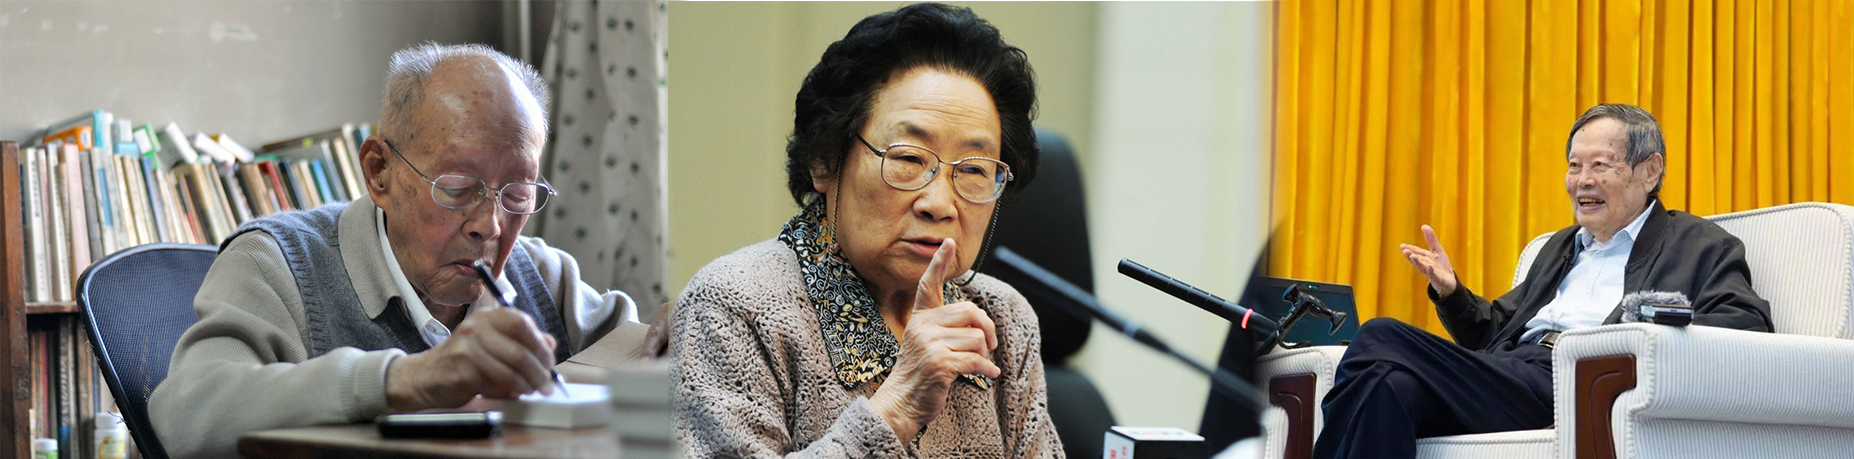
[991,247,1267,414]
[1117,259,1280,338]
[1618,290,1694,326]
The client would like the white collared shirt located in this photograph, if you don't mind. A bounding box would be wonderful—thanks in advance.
[377,207,515,348]
[1519,201,1657,341]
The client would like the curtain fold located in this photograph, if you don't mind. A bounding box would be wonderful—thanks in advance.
[536,0,671,321]
[1272,0,1853,337]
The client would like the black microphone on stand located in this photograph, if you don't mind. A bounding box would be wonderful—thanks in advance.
[990,247,1267,414]
[1117,259,1281,339]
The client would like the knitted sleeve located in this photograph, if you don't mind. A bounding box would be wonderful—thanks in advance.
[670,254,906,458]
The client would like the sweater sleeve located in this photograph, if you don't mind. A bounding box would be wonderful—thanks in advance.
[148,233,401,458]
[516,236,637,353]
[670,276,906,458]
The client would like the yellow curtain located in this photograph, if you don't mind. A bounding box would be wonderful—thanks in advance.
[1271,0,1854,337]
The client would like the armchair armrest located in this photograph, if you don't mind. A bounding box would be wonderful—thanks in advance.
[1552,324,1854,458]
[1253,345,1347,459]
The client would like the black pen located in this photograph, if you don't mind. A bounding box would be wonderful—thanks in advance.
[471,260,570,397]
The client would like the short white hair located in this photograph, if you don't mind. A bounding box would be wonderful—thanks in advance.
[378,42,550,149]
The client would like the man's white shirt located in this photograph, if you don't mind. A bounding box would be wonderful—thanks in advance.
[377,207,514,347]
[1519,201,1657,342]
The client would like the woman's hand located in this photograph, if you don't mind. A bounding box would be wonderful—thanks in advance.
[869,238,1001,444]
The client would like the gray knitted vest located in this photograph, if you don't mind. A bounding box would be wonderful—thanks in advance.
[224,202,572,362]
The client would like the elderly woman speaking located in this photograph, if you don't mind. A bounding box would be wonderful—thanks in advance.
[671,3,1061,457]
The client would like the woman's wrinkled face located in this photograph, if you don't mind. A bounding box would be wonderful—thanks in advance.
[813,67,1002,296]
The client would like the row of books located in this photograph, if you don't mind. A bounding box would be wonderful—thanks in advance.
[16,109,372,303]
[29,314,112,459]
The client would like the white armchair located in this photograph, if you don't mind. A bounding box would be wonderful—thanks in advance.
[1254,202,1854,459]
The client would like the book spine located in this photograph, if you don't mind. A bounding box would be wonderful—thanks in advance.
[202,162,237,243]
[155,172,188,245]
[89,148,118,256]
[311,157,341,203]
[61,144,91,282]
[174,167,208,244]
[33,327,49,440]
[195,165,226,244]
[238,164,272,217]
[124,155,153,246]
[111,156,141,247]
[216,161,255,225]
[276,158,304,210]
[104,152,132,251]
[22,146,47,302]
[29,326,43,439]
[261,161,294,212]
[344,123,370,199]
[142,156,173,243]
[177,168,208,245]
[79,148,105,262]
[92,110,111,152]
[327,138,358,201]
[45,148,70,302]
[75,327,96,459]
[292,160,320,209]
[56,316,74,456]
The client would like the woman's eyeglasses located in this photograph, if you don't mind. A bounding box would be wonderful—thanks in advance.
[855,134,1013,204]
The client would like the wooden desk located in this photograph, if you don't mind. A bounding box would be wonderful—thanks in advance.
[238,423,626,458]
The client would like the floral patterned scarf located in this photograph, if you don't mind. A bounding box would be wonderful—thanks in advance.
[779,194,992,391]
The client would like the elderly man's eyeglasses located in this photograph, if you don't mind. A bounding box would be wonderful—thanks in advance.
[856,134,1013,204]
[383,139,556,215]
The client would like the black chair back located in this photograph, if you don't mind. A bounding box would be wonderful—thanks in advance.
[78,243,217,459]
[981,129,1115,459]
[985,129,1095,361]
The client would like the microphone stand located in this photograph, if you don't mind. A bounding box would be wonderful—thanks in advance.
[991,248,1268,415]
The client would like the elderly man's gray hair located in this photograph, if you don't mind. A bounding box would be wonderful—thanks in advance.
[379,42,550,149]
[1565,103,1666,198]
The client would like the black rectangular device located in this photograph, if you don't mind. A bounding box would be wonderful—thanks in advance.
[376,411,503,439]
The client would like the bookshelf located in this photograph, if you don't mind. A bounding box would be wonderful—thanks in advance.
[7,140,106,458]
[2,141,94,457]
[5,113,377,457]
[0,3,558,455]
[4,140,29,459]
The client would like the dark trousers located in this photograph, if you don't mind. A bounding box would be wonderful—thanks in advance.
[1312,318,1555,459]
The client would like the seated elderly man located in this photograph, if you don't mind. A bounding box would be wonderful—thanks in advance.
[149,43,637,458]
[1314,103,1773,458]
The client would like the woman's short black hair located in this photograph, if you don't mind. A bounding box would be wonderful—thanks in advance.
[784,2,1039,206]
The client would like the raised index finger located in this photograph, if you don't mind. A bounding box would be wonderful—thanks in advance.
[1422,224,1446,254]
[914,238,960,312]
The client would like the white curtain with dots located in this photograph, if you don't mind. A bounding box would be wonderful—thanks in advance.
[535,0,669,322]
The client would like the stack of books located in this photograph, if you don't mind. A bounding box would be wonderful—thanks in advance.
[16,109,371,303]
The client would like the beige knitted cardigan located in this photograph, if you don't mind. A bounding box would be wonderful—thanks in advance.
[671,240,1064,458]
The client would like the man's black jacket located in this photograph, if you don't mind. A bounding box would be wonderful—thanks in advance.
[1430,200,1775,351]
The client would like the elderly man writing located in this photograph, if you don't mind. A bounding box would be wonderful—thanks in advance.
[1313,103,1773,458]
[149,43,636,458]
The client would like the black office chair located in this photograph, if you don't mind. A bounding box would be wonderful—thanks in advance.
[78,243,218,459]
[982,129,1115,459]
